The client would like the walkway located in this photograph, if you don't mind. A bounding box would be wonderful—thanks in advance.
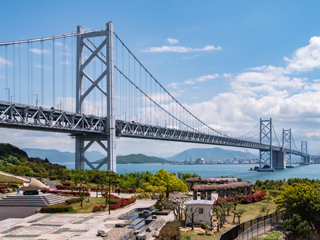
[0,199,170,239]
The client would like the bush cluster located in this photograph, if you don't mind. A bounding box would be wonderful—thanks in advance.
[41,202,74,213]
[120,189,136,193]
[41,189,90,196]
[157,220,180,239]
[110,198,136,210]
[55,185,89,191]
[65,197,82,205]
[216,190,266,205]
[93,205,107,212]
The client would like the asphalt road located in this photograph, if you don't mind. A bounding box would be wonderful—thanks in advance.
[0,206,39,221]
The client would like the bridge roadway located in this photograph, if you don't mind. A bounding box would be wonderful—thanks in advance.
[0,101,306,157]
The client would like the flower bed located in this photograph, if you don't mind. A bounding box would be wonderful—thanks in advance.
[193,181,255,191]
[92,194,136,211]
[0,188,11,193]
[214,190,267,205]
[110,198,136,210]
[120,189,136,193]
[93,205,107,212]
[0,185,7,189]
[41,189,90,197]
[186,177,238,184]
[90,187,110,191]
[55,185,89,191]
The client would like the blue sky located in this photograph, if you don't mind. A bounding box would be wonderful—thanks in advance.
[1,1,320,157]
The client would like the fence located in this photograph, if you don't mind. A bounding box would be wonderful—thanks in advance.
[237,215,283,240]
[219,210,285,240]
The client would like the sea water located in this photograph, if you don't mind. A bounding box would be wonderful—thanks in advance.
[61,163,320,182]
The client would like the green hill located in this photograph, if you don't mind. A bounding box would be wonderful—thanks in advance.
[93,154,169,164]
[167,147,257,161]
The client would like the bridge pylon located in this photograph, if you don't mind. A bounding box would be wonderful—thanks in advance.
[257,118,275,172]
[75,22,116,172]
[282,129,293,168]
[300,140,310,165]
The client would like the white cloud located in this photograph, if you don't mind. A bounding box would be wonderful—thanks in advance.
[54,42,68,49]
[185,74,219,84]
[34,63,51,69]
[0,56,13,68]
[143,45,222,53]
[30,48,50,54]
[60,60,70,65]
[284,36,320,73]
[182,55,198,60]
[167,38,178,44]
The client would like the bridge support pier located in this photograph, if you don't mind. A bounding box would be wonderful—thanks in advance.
[272,150,286,170]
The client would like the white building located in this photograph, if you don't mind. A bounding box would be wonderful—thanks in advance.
[184,200,213,226]
[195,158,205,164]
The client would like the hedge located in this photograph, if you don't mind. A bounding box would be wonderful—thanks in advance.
[41,202,74,213]
[55,185,89,191]
[215,190,267,205]
[41,189,90,197]
[65,197,82,205]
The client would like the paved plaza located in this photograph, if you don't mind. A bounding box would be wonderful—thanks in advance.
[0,198,175,239]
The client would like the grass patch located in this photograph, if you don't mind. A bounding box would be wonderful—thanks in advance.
[68,197,122,213]
[180,199,278,240]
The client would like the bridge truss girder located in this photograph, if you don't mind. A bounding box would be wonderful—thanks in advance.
[0,102,107,134]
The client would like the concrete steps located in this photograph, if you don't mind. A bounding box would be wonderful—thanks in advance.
[0,194,67,207]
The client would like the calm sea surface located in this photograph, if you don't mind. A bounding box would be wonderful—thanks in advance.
[61,163,320,182]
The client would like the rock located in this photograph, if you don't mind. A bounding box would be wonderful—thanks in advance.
[152,215,157,219]
[134,230,140,235]
[146,228,151,232]
[136,234,147,240]
[115,223,125,228]
[97,230,107,237]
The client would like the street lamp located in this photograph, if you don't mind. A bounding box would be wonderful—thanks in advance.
[33,94,39,107]
[4,88,10,102]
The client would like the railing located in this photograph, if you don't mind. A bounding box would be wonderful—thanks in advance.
[219,210,285,240]
[237,215,283,240]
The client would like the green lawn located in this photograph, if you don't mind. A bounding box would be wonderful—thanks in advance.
[68,197,122,213]
[181,198,279,240]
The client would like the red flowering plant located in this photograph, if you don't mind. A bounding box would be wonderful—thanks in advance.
[213,190,266,206]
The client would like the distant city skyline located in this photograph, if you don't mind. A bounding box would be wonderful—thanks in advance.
[1,1,320,155]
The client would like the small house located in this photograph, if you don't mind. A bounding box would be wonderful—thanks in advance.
[184,200,213,226]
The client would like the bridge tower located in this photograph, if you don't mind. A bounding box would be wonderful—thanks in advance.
[300,140,310,165]
[75,22,116,172]
[257,118,274,172]
[282,129,293,168]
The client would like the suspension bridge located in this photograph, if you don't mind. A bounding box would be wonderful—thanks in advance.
[0,22,315,172]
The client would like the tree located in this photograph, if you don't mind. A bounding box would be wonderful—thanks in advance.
[163,197,189,220]
[149,169,188,198]
[282,214,312,237]
[232,207,247,224]
[200,222,213,235]
[185,206,199,230]
[275,184,320,231]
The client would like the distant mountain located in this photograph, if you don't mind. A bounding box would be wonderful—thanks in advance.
[93,154,169,164]
[166,147,257,161]
[23,148,105,164]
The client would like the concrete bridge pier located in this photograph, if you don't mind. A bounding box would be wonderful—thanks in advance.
[272,150,286,170]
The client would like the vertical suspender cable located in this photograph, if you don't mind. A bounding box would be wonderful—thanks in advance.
[27,43,30,104]
[41,41,44,106]
[5,46,8,101]
[52,39,55,109]
[62,37,66,110]
[13,44,15,102]
[71,36,74,112]
[31,42,33,105]
[19,44,21,103]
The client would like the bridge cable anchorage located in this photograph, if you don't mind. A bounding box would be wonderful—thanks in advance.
[88,35,228,137]
[0,27,108,46]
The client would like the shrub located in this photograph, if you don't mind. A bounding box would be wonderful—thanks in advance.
[157,220,180,239]
[49,176,57,180]
[92,205,107,212]
[215,190,266,205]
[65,197,82,205]
[41,203,74,213]
[261,205,268,212]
